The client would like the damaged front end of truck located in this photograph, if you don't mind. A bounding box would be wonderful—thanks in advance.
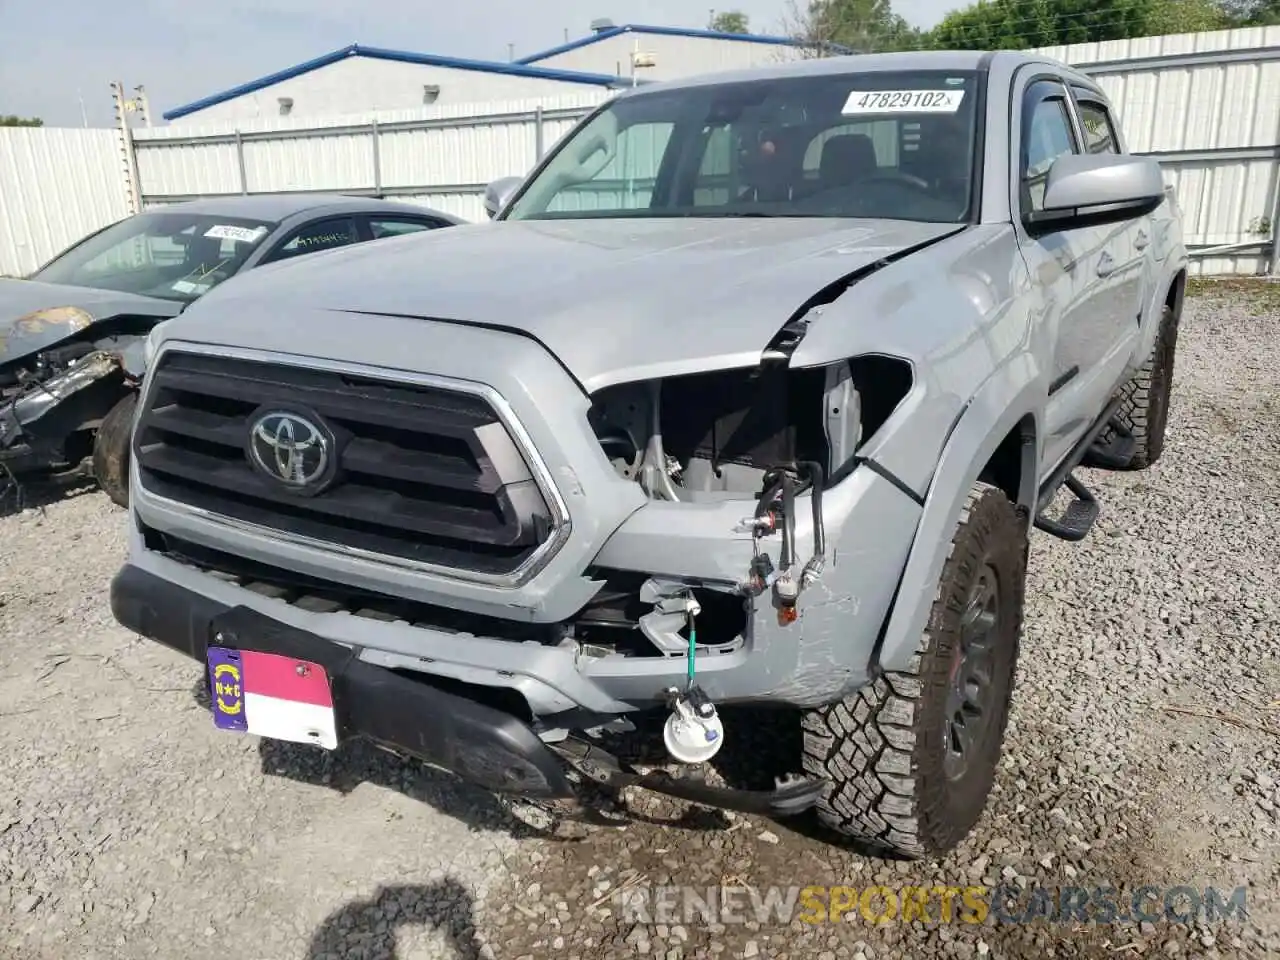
[109,204,1014,825]
[542,350,925,815]
[0,298,176,483]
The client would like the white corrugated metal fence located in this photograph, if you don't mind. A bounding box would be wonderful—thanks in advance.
[1045,26,1280,274]
[0,127,133,277]
[132,92,613,223]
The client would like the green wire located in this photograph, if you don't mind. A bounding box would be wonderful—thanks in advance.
[687,623,697,688]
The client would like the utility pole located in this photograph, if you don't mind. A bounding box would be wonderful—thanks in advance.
[133,85,153,127]
[109,81,142,214]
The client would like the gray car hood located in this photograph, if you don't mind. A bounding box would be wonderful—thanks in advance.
[186,218,965,392]
[0,279,183,362]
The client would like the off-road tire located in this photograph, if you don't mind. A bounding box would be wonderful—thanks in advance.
[801,481,1028,859]
[1102,303,1179,470]
[92,391,136,509]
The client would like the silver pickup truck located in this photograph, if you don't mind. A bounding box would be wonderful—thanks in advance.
[110,49,1186,859]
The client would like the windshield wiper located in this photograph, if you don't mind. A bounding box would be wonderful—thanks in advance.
[680,211,787,218]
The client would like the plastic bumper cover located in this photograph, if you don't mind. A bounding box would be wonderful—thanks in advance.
[110,563,575,799]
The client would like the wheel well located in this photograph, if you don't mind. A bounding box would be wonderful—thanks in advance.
[1166,269,1187,318]
[977,415,1036,509]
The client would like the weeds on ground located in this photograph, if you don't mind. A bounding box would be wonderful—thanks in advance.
[1188,275,1280,315]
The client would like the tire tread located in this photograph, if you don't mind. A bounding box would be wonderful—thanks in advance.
[801,482,1026,859]
[92,392,136,509]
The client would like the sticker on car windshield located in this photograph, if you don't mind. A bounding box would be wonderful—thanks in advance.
[171,279,214,295]
[204,224,267,243]
[842,90,965,115]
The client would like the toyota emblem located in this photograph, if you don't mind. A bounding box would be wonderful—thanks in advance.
[247,410,333,490]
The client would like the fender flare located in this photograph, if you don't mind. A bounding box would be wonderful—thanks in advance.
[875,357,1042,674]
[1134,250,1188,362]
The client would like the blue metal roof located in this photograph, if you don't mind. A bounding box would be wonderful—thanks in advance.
[162,44,632,121]
[515,23,850,65]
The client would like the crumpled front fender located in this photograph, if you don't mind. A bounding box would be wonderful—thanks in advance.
[0,306,95,362]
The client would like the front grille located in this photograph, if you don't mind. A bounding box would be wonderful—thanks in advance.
[141,522,552,645]
[134,351,557,575]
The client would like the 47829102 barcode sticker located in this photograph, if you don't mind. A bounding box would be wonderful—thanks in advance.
[842,89,966,115]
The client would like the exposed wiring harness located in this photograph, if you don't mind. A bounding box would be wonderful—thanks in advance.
[796,461,827,586]
[750,461,829,612]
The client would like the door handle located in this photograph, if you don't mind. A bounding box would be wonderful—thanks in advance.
[1135,230,1149,250]
[1096,251,1115,277]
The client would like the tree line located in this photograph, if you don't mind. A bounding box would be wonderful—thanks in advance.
[710,0,1277,52]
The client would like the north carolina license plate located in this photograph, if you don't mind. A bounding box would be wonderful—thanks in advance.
[207,646,337,749]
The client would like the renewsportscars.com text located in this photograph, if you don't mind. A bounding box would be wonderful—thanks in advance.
[613,883,1249,926]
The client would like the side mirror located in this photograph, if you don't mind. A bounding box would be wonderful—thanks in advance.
[1029,153,1166,232]
[482,176,524,220]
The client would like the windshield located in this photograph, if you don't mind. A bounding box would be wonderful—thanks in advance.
[504,69,980,224]
[32,211,277,301]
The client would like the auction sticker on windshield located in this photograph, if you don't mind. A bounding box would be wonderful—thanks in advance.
[204,224,268,243]
[171,279,213,295]
[842,89,965,114]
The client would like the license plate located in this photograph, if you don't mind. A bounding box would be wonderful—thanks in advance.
[207,646,337,749]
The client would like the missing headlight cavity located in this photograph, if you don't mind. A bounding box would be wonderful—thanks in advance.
[587,355,913,499]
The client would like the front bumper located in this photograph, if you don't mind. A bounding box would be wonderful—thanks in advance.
[110,563,576,798]
[129,454,919,717]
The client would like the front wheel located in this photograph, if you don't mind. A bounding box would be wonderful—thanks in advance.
[92,391,137,509]
[801,481,1028,859]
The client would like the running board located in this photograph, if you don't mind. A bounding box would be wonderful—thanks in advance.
[1034,472,1100,542]
[1081,415,1136,470]
[1033,396,1122,544]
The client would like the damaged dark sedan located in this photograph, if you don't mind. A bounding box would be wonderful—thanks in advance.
[0,194,463,505]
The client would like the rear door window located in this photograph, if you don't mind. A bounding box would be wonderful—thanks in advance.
[266,217,360,262]
[1075,99,1120,154]
[366,216,449,239]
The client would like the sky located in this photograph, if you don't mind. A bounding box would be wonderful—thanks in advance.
[0,0,957,128]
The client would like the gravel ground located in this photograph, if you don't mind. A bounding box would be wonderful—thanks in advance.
[1,281,1278,960]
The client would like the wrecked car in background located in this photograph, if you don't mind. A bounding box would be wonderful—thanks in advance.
[111,50,1186,859]
[0,195,463,506]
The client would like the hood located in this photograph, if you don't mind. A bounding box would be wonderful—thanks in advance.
[179,218,966,393]
[0,279,184,363]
